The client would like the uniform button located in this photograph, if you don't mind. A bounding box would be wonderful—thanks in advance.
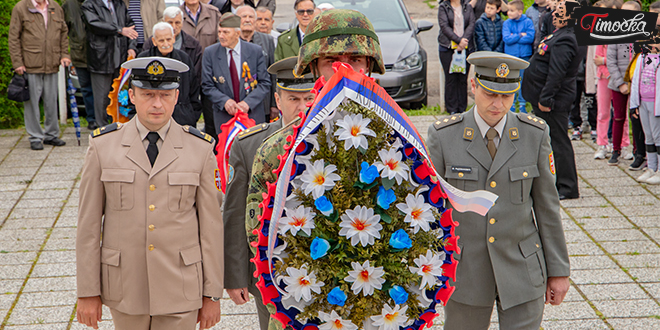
[149,184,156,191]
[490,181,497,188]
[488,237,495,243]
[523,171,529,178]
[489,218,496,224]
[148,244,154,251]
[536,243,540,248]
[458,172,464,178]
[149,205,155,211]
[148,224,155,231]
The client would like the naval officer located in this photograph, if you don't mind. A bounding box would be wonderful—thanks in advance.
[222,56,315,330]
[427,51,570,330]
[76,57,224,330]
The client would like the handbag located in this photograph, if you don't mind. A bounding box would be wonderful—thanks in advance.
[449,49,467,74]
[7,73,30,102]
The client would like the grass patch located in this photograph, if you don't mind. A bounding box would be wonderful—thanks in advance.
[403,104,446,117]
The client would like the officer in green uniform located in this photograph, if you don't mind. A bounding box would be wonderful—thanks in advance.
[245,9,385,330]
[222,56,315,330]
[427,51,570,330]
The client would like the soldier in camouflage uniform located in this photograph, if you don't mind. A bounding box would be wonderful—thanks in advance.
[244,9,385,330]
[223,56,315,330]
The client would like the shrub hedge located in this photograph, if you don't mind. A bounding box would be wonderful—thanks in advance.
[0,0,25,129]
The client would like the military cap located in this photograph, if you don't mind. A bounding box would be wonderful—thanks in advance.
[467,51,530,94]
[121,57,189,90]
[268,56,315,92]
[219,12,241,28]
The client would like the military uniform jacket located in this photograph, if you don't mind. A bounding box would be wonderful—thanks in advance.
[274,28,300,62]
[76,118,224,315]
[223,119,281,289]
[427,109,569,310]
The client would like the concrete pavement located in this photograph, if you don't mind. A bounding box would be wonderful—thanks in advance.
[0,116,659,329]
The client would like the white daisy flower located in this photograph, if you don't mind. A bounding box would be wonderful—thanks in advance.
[334,113,376,150]
[344,260,386,296]
[279,205,316,236]
[396,194,435,234]
[282,264,324,302]
[370,304,409,330]
[338,206,382,247]
[375,147,410,185]
[318,310,358,330]
[409,250,444,290]
[300,159,341,199]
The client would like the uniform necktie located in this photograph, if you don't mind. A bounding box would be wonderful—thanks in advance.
[146,132,159,167]
[486,128,498,160]
[229,50,240,102]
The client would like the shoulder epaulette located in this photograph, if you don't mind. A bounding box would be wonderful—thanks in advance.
[433,114,464,130]
[182,125,214,143]
[264,118,298,142]
[91,122,123,138]
[517,113,546,129]
[238,123,268,140]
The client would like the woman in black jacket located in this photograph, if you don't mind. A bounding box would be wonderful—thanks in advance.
[438,0,475,114]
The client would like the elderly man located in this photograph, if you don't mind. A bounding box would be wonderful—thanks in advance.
[76,57,223,330]
[180,0,221,50]
[236,5,277,120]
[274,0,316,61]
[9,0,71,150]
[143,7,203,78]
[139,22,201,127]
[82,0,138,126]
[256,6,279,45]
[201,13,271,134]
[429,52,570,330]
[125,0,166,48]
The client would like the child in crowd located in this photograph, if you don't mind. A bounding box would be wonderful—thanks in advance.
[503,0,535,112]
[475,0,504,53]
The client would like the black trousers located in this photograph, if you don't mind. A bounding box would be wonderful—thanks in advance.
[533,107,579,198]
[630,108,646,157]
[569,80,597,130]
[201,94,218,147]
[440,49,471,114]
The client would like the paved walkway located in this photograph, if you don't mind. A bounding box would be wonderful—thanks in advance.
[0,116,659,330]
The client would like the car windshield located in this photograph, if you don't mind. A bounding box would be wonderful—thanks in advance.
[315,0,411,32]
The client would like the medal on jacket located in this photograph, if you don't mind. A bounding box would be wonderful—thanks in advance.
[538,43,548,56]
[242,62,256,95]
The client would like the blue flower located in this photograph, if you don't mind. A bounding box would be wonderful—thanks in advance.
[314,196,334,216]
[359,161,379,184]
[118,90,129,106]
[389,285,409,305]
[310,237,330,260]
[119,106,130,117]
[389,229,412,249]
[327,287,347,306]
[377,186,397,209]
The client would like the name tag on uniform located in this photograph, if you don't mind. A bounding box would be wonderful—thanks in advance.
[451,166,473,173]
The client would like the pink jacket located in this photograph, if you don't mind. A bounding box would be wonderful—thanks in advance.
[595,44,609,79]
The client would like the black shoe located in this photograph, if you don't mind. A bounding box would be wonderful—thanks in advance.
[608,151,620,166]
[87,121,99,130]
[629,156,646,171]
[559,194,579,200]
[30,141,43,150]
[43,138,66,146]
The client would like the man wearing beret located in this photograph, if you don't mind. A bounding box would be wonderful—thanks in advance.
[427,51,570,329]
[201,12,271,137]
[76,57,224,330]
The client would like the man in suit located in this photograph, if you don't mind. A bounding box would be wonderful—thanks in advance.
[274,0,316,61]
[201,13,271,136]
[427,52,570,330]
[223,56,315,330]
[76,57,224,330]
[236,5,278,120]
[256,6,280,46]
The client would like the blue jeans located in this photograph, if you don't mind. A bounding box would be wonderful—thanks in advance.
[76,67,96,123]
[511,56,530,113]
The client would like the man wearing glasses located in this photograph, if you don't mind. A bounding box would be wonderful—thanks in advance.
[274,0,316,61]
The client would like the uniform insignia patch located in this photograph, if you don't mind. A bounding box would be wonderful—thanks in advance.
[182,125,214,143]
[238,123,267,140]
[509,127,519,140]
[496,63,510,78]
[549,152,556,175]
[517,113,545,129]
[463,127,474,140]
[227,165,235,185]
[433,114,463,130]
[91,122,122,138]
[214,169,221,191]
[146,60,165,76]
[451,166,472,173]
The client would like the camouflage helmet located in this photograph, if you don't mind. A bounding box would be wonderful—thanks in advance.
[295,9,385,76]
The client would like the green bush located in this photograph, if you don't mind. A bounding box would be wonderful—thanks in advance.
[0,0,25,129]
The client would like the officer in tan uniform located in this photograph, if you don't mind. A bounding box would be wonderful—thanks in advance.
[76,57,224,330]
[428,52,570,330]
[223,56,315,330]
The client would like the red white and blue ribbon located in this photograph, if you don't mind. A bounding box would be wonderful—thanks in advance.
[215,111,255,193]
